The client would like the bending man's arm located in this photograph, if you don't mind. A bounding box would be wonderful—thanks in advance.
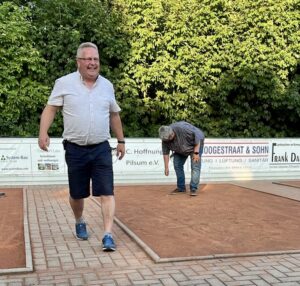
[38,105,60,151]
[193,141,201,162]
[110,112,125,160]
[163,154,170,176]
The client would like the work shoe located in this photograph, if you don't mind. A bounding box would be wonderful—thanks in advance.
[75,222,89,240]
[169,188,186,195]
[102,234,116,251]
[190,189,198,196]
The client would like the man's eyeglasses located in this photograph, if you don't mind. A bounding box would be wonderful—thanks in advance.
[77,57,99,62]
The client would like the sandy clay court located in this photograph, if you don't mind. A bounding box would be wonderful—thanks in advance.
[1,180,300,270]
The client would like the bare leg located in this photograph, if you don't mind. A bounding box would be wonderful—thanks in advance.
[101,195,115,233]
[69,196,84,220]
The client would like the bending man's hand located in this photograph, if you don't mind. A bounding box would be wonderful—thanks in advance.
[192,154,200,162]
[165,167,169,176]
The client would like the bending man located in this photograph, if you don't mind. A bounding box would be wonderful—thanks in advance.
[159,121,205,196]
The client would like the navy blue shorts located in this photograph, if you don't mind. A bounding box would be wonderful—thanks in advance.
[64,140,114,199]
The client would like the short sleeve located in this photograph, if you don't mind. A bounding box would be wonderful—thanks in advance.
[47,79,64,106]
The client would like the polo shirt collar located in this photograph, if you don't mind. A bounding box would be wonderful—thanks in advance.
[77,70,100,86]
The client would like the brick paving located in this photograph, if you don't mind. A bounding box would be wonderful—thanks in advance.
[1,185,300,286]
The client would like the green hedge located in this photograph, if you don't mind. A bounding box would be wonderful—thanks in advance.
[1,0,299,137]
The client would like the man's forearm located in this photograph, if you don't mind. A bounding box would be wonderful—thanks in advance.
[39,105,58,136]
[193,142,200,153]
[110,112,124,141]
[163,155,169,169]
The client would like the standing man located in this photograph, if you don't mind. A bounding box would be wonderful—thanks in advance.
[158,121,205,196]
[38,42,125,251]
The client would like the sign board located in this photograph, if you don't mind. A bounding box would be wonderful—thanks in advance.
[0,138,299,185]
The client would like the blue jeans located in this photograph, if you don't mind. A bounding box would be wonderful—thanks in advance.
[173,144,204,191]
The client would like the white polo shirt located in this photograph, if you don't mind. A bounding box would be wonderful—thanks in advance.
[48,71,121,145]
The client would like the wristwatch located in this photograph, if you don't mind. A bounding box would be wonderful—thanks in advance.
[193,152,199,155]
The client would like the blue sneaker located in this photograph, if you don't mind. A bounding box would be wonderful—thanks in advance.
[102,234,116,251]
[75,222,89,240]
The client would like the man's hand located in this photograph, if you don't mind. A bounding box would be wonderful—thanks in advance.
[165,167,169,176]
[38,105,59,152]
[192,154,200,162]
[38,135,50,151]
[116,143,125,160]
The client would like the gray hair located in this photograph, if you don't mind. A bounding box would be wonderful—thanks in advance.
[76,42,98,58]
[158,126,173,140]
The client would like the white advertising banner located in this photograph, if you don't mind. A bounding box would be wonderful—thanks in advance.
[111,139,164,173]
[0,143,32,174]
[0,137,299,185]
[269,140,300,167]
[30,143,66,174]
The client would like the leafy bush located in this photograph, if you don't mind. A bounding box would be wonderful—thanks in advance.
[115,0,300,137]
[1,0,299,137]
[0,2,49,136]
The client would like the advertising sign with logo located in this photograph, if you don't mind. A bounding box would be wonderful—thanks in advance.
[199,139,270,179]
[0,138,299,185]
[0,143,31,174]
[269,139,300,169]
[111,139,166,173]
[30,143,66,174]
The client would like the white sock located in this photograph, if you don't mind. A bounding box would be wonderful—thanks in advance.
[76,217,85,224]
[104,232,112,237]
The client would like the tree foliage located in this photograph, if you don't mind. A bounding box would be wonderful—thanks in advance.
[0,1,49,136]
[115,0,300,137]
[27,0,128,85]
[2,0,128,136]
[1,0,299,138]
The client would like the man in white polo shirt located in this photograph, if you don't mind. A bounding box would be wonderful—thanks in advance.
[38,42,125,251]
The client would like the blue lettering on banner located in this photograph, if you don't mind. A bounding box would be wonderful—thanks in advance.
[252,146,269,154]
[203,144,269,156]
[204,146,245,155]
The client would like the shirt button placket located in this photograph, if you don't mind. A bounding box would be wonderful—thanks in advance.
[89,91,94,142]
